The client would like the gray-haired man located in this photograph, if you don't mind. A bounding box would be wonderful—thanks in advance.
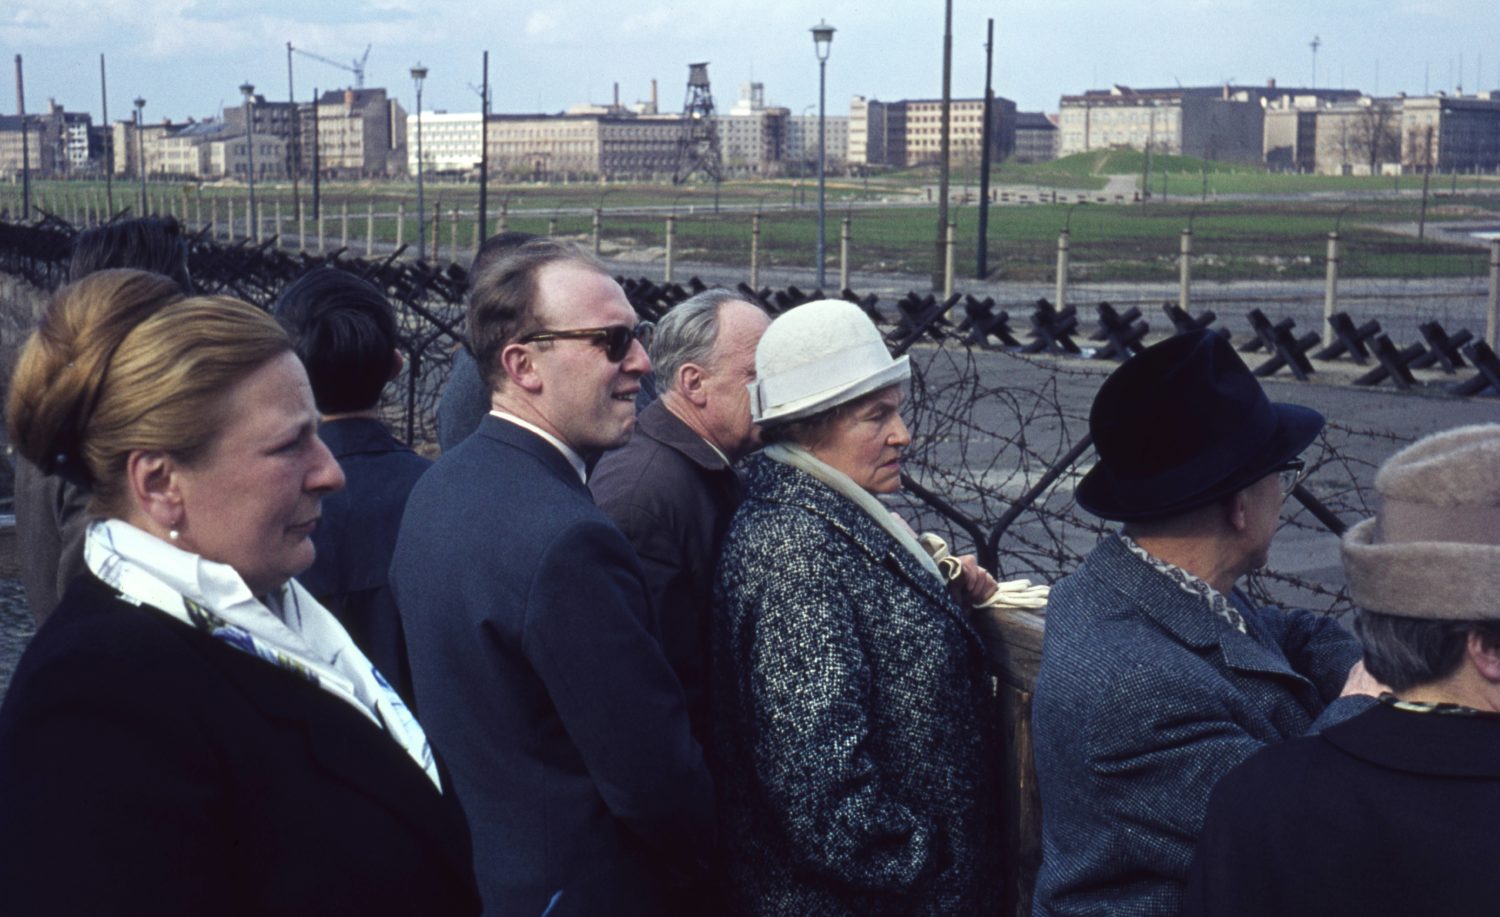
[591,288,771,743]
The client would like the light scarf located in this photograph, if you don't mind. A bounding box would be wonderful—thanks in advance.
[763,442,946,586]
[85,518,442,792]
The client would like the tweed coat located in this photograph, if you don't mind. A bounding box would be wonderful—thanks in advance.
[1184,701,1500,916]
[1031,534,1366,917]
[591,399,743,744]
[391,415,714,916]
[298,416,430,705]
[712,454,1003,916]
[0,574,479,916]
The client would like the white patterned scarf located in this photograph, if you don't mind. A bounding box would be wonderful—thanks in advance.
[1118,532,1248,634]
[85,518,441,791]
[764,443,946,585]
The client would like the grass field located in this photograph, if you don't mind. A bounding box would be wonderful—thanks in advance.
[4,169,1496,282]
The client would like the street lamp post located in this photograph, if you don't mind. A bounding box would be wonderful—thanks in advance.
[133,97,147,214]
[410,63,428,257]
[811,20,835,290]
[240,82,257,239]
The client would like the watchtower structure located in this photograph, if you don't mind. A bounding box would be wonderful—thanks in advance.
[673,62,723,184]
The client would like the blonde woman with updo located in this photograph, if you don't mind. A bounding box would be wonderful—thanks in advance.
[0,270,479,914]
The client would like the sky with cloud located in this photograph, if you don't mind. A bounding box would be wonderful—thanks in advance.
[5,0,1496,124]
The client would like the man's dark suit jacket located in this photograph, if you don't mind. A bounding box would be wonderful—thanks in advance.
[1186,701,1500,916]
[391,414,715,916]
[298,416,430,704]
[590,399,742,743]
[0,574,479,916]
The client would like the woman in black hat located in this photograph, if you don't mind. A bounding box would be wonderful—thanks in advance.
[1030,330,1379,917]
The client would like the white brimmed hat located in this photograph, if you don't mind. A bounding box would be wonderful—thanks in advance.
[748,299,910,425]
[1341,423,1500,619]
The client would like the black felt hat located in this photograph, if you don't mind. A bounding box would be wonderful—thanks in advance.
[1075,330,1325,522]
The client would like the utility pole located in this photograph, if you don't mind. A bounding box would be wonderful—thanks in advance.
[932,0,953,291]
[287,43,301,223]
[15,55,30,221]
[478,50,490,244]
[1310,35,1321,88]
[975,18,995,280]
[311,87,321,219]
[101,54,113,215]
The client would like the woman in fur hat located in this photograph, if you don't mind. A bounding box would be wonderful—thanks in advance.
[1185,423,1500,916]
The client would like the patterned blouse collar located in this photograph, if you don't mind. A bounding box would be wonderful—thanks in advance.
[1117,532,1247,634]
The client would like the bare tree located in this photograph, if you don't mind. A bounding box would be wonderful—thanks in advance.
[1349,101,1401,174]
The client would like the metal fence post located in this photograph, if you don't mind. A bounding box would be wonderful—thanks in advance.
[1178,228,1192,312]
[1323,231,1340,344]
[1054,229,1070,310]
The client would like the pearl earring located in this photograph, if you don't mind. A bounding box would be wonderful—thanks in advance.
[169,528,180,542]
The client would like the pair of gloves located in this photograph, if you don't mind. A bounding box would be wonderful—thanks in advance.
[918,533,1050,611]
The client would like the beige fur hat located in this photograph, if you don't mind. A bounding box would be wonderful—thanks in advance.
[1341,423,1500,619]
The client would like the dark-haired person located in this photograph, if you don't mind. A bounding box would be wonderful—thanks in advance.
[1031,330,1379,916]
[1185,424,1500,917]
[0,269,478,914]
[273,266,429,703]
[437,231,536,451]
[392,238,712,915]
[14,216,196,624]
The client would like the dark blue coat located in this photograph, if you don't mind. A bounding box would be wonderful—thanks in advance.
[0,574,478,916]
[1032,534,1366,916]
[299,416,430,704]
[712,455,1003,915]
[391,415,715,916]
[1185,701,1500,916]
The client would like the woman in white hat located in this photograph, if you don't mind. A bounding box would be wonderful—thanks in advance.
[1185,423,1500,916]
[711,299,1008,915]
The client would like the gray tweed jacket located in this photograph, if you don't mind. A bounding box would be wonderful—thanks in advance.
[1031,533,1366,917]
[712,454,1003,916]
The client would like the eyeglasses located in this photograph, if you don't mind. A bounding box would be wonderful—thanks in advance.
[518,321,654,363]
[1271,458,1307,497]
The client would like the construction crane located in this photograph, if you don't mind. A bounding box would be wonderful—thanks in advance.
[290,43,372,89]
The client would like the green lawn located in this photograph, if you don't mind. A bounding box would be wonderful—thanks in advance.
[4,176,1495,283]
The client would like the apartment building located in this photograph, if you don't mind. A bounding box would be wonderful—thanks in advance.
[407,111,484,174]
[848,94,1016,167]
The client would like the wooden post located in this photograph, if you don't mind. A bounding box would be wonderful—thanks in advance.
[1055,230,1070,310]
[1323,232,1341,345]
[592,208,602,255]
[274,200,283,248]
[396,202,405,252]
[547,216,557,236]
[1178,228,1192,312]
[943,221,956,301]
[317,207,326,254]
[227,198,235,240]
[1487,238,1500,349]
[665,215,676,284]
[366,200,375,257]
[298,201,306,253]
[431,201,441,261]
[450,206,459,262]
[499,200,509,234]
[750,212,761,291]
[341,201,349,252]
[840,216,852,293]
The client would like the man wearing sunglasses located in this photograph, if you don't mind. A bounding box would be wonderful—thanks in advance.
[1031,330,1382,917]
[393,238,713,916]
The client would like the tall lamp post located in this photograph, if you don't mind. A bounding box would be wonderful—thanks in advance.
[133,96,147,214]
[811,20,835,290]
[410,63,428,256]
[240,82,258,239]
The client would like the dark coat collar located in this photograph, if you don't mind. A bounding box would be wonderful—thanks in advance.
[317,416,409,459]
[1324,700,1500,778]
[1086,534,1312,686]
[477,413,588,493]
[72,574,472,883]
[742,454,983,653]
[636,399,733,474]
